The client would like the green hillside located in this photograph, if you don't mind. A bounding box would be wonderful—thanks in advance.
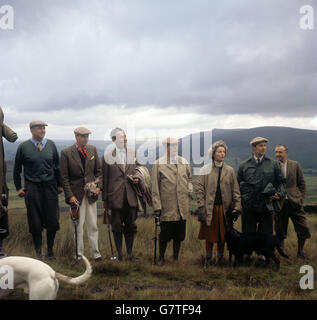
[182,126,317,170]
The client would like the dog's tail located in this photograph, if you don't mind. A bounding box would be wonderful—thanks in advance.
[276,244,289,259]
[55,256,92,285]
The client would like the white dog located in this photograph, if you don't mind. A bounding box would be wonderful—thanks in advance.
[0,255,92,300]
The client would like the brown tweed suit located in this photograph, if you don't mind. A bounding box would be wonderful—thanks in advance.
[275,159,311,240]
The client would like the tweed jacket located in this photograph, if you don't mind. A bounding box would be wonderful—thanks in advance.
[60,144,102,205]
[101,146,139,209]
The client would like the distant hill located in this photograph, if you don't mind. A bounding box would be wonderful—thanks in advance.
[180,126,317,171]
[3,126,317,171]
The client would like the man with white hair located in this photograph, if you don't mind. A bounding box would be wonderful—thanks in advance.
[151,137,193,264]
[60,127,102,261]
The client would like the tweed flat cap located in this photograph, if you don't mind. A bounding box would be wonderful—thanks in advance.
[74,127,91,135]
[29,120,48,128]
[250,137,268,146]
[162,137,179,145]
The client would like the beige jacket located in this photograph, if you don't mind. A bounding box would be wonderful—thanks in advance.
[151,155,193,222]
[195,162,242,226]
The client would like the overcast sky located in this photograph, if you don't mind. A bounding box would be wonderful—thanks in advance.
[0,0,316,140]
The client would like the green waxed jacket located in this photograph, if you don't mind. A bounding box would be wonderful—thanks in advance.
[237,155,286,213]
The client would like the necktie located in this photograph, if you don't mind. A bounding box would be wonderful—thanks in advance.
[78,146,88,158]
[37,142,42,151]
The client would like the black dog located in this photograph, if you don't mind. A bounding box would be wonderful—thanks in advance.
[225,228,289,271]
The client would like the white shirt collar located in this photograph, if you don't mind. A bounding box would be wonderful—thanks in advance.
[253,155,264,162]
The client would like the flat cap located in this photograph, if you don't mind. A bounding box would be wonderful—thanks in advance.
[29,120,48,128]
[250,137,268,146]
[162,137,179,145]
[74,127,91,135]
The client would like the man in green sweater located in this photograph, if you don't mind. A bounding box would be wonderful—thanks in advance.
[13,121,62,259]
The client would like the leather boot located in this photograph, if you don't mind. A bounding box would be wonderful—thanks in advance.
[124,232,136,262]
[113,232,123,261]
[32,233,42,259]
[297,238,306,258]
[173,240,181,261]
[159,240,168,265]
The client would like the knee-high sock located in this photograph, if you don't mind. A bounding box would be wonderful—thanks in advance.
[205,241,213,258]
[173,240,181,260]
[47,230,56,253]
[159,240,168,261]
[217,242,225,254]
[113,232,123,257]
[124,232,135,257]
[32,233,42,254]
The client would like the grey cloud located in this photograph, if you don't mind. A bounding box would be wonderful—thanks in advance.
[0,0,316,116]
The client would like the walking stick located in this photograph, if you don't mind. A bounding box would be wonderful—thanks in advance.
[104,208,117,260]
[105,209,117,261]
[70,204,80,263]
[153,214,160,265]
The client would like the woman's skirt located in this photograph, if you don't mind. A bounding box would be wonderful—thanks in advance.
[198,205,225,243]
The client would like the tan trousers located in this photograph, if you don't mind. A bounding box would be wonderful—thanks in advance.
[76,195,101,259]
